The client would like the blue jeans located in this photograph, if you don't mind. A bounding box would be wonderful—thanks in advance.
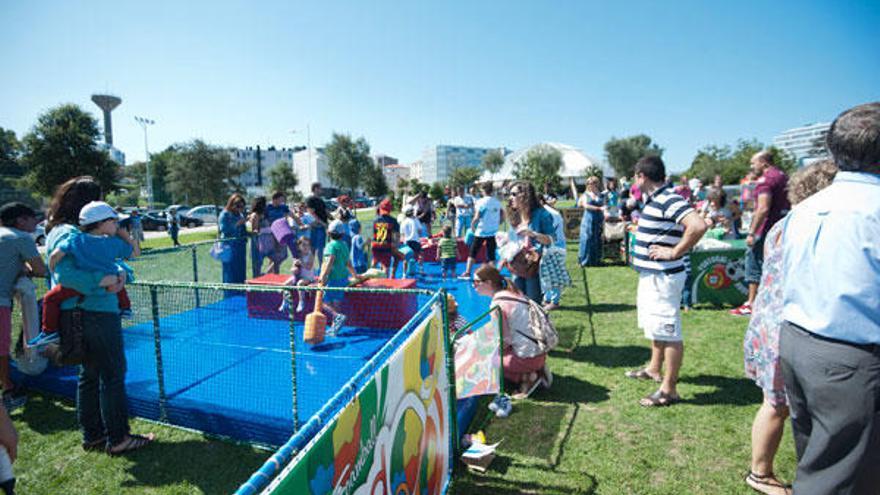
[71,310,130,445]
[514,275,542,303]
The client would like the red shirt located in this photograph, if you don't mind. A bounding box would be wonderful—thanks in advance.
[753,166,790,237]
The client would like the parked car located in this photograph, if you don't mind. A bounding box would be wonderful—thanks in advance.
[178,214,204,228]
[186,205,220,225]
[164,204,191,217]
[141,211,168,231]
[31,220,47,246]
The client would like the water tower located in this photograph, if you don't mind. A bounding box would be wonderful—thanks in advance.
[91,94,122,146]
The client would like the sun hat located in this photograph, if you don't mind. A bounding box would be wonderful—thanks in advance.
[328,219,346,235]
[79,201,118,226]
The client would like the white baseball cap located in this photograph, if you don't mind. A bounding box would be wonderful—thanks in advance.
[79,201,118,226]
[328,219,345,234]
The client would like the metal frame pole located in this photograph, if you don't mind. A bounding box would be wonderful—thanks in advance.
[149,286,169,422]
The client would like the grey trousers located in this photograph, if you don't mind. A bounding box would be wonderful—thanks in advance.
[779,321,880,495]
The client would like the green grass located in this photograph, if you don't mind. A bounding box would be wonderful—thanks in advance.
[140,230,218,250]
[10,235,793,494]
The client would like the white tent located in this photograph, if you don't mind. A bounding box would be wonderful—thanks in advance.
[479,142,613,184]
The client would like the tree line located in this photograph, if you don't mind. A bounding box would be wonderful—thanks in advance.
[1,102,799,209]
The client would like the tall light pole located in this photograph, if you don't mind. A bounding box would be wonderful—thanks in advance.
[134,116,155,209]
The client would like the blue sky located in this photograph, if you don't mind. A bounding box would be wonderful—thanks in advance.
[2,0,878,172]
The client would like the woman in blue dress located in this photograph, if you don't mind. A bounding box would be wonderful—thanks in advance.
[218,193,248,284]
[577,176,606,266]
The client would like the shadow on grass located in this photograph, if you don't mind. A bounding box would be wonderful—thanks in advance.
[453,469,597,494]
[121,438,268,493]
[530,374,610,406]
[16,394,78,435]
[680,374,762,406]
[563,303,636,314]
[555,344,647,369]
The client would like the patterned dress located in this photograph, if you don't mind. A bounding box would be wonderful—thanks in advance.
[742,220,787,407]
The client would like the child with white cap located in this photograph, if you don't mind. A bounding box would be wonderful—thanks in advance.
[29,201,140,347]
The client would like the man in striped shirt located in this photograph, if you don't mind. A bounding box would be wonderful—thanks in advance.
[626,156,707,407]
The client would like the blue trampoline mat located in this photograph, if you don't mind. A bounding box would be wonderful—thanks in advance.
[16,261,494,446]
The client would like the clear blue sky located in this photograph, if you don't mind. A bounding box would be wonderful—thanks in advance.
[2,0,878,172]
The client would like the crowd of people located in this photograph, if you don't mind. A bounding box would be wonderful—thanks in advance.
[0,102,875,494]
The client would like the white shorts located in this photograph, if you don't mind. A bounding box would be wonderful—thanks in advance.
[637,271,686,342]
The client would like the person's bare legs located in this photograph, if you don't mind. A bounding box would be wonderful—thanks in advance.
[660,341,683,397]
[461,257,474,277]
[747,282,758,307]
[750,399,789,480]
[645,340,665,378]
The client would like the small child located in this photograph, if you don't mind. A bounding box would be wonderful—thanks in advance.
[29,201,139,347]
[400,205,425,276]
[446,294,468,334]
[437,224,457,280]
[350,220,367,275]
[318,220,361,336]
[279,236,317,313]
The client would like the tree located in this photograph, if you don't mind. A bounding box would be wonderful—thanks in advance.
[584,164,605,182]
[513,145,563,194]
[167,139,241,205]
[684,139,797,185]
[362,163,389,197]
[325,133,373,194]
[603,134,663,179]
[21,104,120,197]
[0,127,23,177]
[128,146,174,206]
[448,166,483,189]
[481,149,505,174]
[429,182,445,201]
[268,161,299,199]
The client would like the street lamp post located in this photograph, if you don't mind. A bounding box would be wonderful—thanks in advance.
[134,116,155,209]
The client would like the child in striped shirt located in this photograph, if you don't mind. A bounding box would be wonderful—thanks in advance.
[438,224,457,280]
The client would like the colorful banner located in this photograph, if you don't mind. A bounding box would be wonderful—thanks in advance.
[266,304,450,495]
[454,318,501,399]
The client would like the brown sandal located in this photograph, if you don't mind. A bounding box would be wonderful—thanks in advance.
[107,433,155,456]
[639,390,681,407]
[82,436,107,452]
[745,471,792,495]
[625,368,662,383]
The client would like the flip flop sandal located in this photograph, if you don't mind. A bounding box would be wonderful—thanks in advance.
[512,373,541,400]
[745,471,792,495]
[639,390,681,407]
[107,433,155,456]
[82,436,107,452]
[625,368,662,383]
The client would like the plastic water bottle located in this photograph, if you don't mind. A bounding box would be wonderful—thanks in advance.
[0,445,14,494]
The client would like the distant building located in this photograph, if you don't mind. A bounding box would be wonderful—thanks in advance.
[374,154,398,167]
[419,145,508,184]
[98,143,126,165]
[230,145,296,196]
[772,122,831,166]
[292,147,334,198]
[408,160,424,183]
[382,164,410,190]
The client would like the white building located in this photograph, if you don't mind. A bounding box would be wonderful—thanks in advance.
[479,142,611,186]
[772,122,831,166]
[419,145,505,184]
[229,146,296,196]
[292,147,333,197]
[383,164,410,190]
[408,160,424,183]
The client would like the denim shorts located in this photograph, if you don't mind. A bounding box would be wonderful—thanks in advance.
[441,258,456,272]
[744,237,765,284]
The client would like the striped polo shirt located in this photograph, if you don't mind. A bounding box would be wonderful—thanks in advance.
[633,184,694,274]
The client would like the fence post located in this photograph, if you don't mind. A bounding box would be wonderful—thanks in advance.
[149,286,169,423]
[439,289,460,469]
[287,288,298,432]
[191,246,201,308]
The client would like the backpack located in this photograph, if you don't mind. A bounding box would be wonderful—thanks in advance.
[495,295,559,358]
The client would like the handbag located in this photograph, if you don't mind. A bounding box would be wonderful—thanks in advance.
[509,244,541,279]
[54,303,86,366]
[210,240,233,263]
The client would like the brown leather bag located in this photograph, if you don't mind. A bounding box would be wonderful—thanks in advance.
[509,246,541,278]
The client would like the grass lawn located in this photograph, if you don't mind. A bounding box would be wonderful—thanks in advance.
[9,226,795,493]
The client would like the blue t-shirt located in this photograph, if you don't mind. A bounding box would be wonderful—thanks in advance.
[526,207,556,254]
[58,231,133,276]
[265,203,289,223]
